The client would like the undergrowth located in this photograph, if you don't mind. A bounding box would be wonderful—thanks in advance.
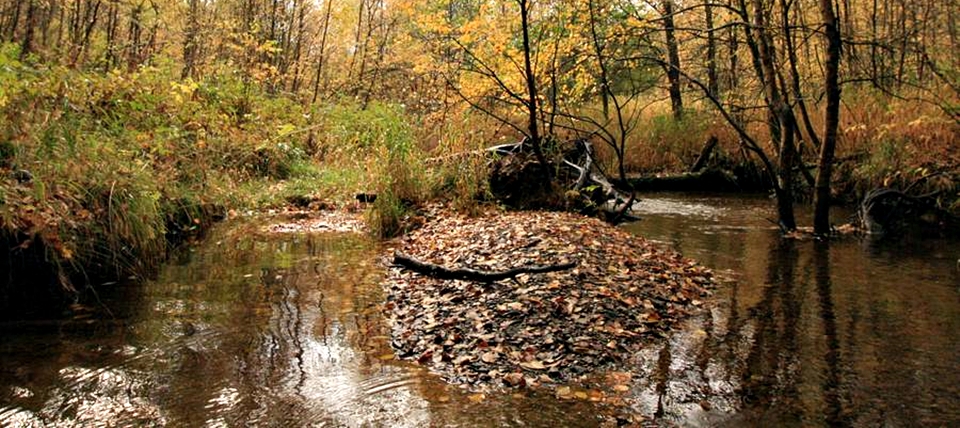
[2,36,955,307]
[0,41,492,300]
[580,93,958,212]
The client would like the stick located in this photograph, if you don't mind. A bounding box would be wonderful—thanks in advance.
[393,252,575,282]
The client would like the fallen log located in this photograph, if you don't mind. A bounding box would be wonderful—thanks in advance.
[393,252,576,282]
[689,135,718,173]
[622,168,741,192]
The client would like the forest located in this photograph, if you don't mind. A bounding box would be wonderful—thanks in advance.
[1,0,957,261]
[0,0,958,425]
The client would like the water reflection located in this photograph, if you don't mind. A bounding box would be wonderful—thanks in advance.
[626,194,960,427]
[2,200,958,426]
[1,220,611,427]
[813,241,845,428]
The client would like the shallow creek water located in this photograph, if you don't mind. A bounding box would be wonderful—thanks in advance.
[2,194,959,427]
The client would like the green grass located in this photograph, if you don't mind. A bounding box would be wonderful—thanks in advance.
[0,40,462,293]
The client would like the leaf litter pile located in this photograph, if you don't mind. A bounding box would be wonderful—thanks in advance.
[383,209,716,388]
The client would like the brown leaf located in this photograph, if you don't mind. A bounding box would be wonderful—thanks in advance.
[503,372,525,387]
[519,360,546,370]
[481,351,499,363]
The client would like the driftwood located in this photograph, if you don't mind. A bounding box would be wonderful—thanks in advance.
[570,140,594,191]
[473,138,641,223]
[393,252,576,282]
[689,136,718,173]
[561,140,640,221]
[486,141,524,156]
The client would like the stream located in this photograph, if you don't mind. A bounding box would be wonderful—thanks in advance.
[1,194,958,427]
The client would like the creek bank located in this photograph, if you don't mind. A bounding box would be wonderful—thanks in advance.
[382,206,716,388]
[0,201,224,319]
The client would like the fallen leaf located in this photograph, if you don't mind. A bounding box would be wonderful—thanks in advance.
[481,352,499,363]
[503,372,525,387]
[519,360,546,370]
[382,208,716,387]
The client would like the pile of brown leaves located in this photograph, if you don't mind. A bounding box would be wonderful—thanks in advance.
[383,208,715,388]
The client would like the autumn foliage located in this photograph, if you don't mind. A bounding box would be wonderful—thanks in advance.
[0,0,957,298]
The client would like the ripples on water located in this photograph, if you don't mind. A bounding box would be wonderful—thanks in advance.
[2,196,959,426]
[0,221,605,427]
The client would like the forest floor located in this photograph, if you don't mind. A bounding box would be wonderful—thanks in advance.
[381,204,716,389]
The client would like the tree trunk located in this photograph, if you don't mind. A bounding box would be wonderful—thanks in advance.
[518,0,549,183]
[19,0,37,59]
[290,0,307,92]
[814,0,842,235]
[7,0,24,43]
[727,23,738,95]
[348,0,365,80]
[780,0,821,151]
[738,0,781,143]
[181,0,200,79]
[312,0,334,103]
[662,0,683,120]
[705,0,719,97]
[104,2,118,68]
[752,0,783,148]
[777,104,797,231]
